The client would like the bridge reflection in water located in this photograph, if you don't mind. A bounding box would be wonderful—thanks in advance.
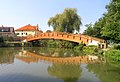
[15,50,100,64]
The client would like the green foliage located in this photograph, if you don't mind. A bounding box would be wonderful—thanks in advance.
[39,40,77,49]
[101,22,120,40]
[48,8,82,33]
[47,40,58,48]
[93,17,106,38]
[48,63,81,82]
[84,0,120,41]
[101,0,120,41]
[46,30,52,33]
[105,49,120,61]
[0,36,14,42]
[58,40,75,48]
[0,37,6,47]
[98,50,104,55]
[83,23,94,36]
[112,44,120,50]
[74,43,84,50]
[32,40,40,46]
[0,37,4,43]
[25,47,83,57]
[87,45,97,47]
[83,46,98,55]
[39,40,48,47]
[87,61,120,82]
[0,48,21,64]
[84,17,106,38]
[8,36,14,41]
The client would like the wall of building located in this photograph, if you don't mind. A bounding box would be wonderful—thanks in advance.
[15,31,36,37]
[0,27,15,37]
[88,40,99,46]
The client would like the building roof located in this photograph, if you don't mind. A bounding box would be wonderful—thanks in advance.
[15,24,38,31]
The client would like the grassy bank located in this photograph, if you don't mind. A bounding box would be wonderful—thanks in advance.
[105,44,120,61]
[105,49,120,61]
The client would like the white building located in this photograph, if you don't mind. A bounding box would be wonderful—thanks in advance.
[15,24,42,37]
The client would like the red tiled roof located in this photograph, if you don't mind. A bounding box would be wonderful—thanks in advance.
[15,24,37,31]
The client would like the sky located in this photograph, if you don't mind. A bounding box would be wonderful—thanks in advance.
[0,0,110,33]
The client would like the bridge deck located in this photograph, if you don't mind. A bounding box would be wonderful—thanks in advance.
[26,32,105,45]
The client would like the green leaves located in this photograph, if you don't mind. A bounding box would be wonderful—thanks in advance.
[101,0,120,41]
[105,49,120,61]
[84,0,120,42]
[101,22,120,41]
[83,23,94,36]
[48,8,82,33]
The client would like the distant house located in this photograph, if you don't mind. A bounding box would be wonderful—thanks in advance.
[15,24,43,38]
[0,25,15,37]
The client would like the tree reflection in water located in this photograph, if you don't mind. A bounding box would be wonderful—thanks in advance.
[87,61,120,82]
[48,63,81,82]
[0,48,21,64]
[25,47,83,57]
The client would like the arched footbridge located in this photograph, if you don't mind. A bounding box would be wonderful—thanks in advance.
[25,32,106,47]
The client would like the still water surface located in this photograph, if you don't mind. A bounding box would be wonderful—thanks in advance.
[0,47,120,82]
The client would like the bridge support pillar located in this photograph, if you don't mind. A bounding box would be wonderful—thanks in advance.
[98,43,107,49]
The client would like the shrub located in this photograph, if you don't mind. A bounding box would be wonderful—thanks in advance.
[105,50,120,61]
[0,37,4,43]
[74,43,84,50]
[112,44,120,50]
[87,45,97,47]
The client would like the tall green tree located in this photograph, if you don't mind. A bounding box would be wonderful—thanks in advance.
[84,16,106,38]
[93,17,106,38]
[83,23,94,36]
[84,0,120,42]
[101,0,120,41]
[48,8,82,33]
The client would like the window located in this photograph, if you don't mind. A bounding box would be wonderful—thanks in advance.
[26,33,27,35]
[16,33,19,35]
[21,33,23,35]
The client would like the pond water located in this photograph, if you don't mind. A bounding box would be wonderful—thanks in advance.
[0,47,120,82]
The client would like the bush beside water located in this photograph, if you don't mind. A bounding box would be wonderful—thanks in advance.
[105,49,120,61]
[112,44,120,50]
[83,45,98,55]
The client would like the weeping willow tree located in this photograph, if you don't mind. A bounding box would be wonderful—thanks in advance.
[48,8,82,33]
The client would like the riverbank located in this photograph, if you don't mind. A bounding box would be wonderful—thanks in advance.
[0,39,120,62]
